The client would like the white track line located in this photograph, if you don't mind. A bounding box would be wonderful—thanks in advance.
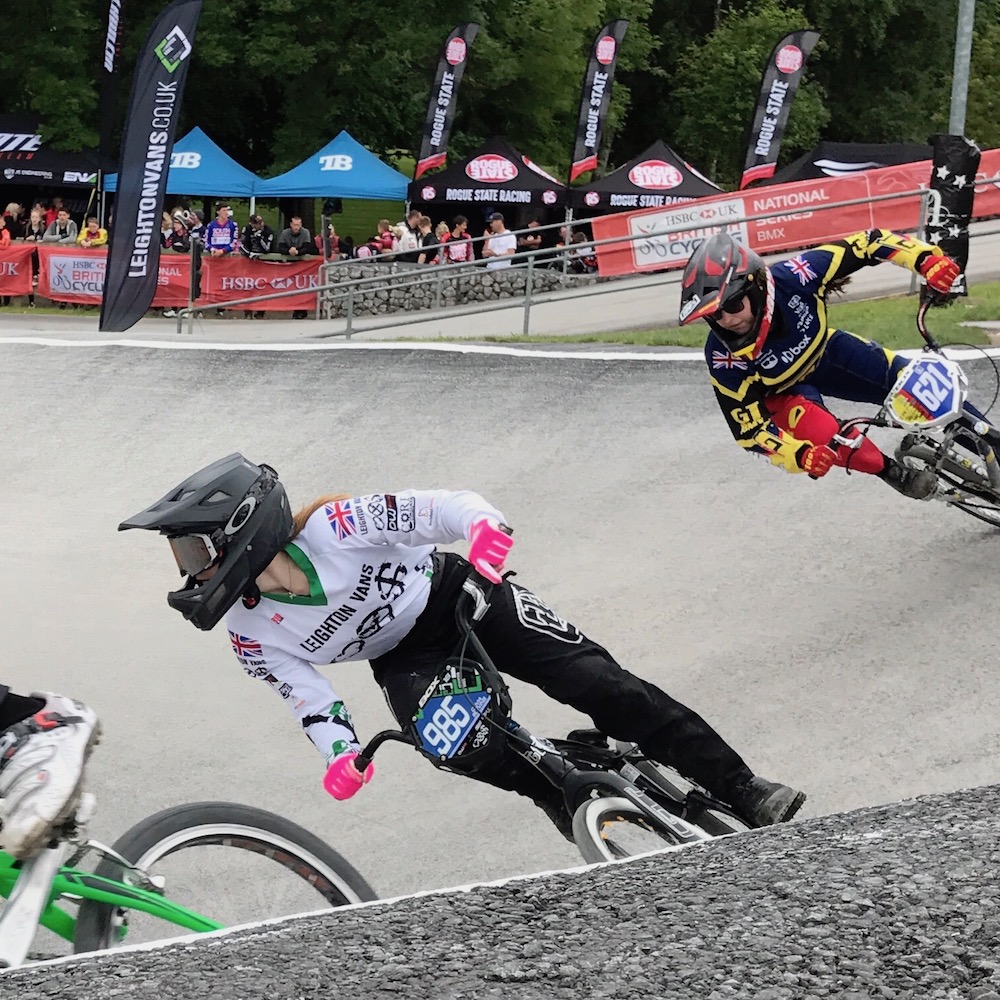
[0,338,700,360]
[1,338,999,363]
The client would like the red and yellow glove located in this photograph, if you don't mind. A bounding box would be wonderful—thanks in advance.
[918,252,960,294]
[797,444,836,477]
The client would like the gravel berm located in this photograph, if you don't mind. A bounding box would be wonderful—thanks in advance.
[6,785,1000,999]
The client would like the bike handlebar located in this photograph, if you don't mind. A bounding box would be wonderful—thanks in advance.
[821,296,950,446]
[353,524,515,774]
[917,293,947,353]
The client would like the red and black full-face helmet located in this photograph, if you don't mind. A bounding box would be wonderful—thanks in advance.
[678,233,773,351]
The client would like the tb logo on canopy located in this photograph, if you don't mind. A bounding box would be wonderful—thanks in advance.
[319,155,353,171]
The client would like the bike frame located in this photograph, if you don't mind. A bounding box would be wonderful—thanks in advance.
[0,847,222,949]
[357,573,717,849]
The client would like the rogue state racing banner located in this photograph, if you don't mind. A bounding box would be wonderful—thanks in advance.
[569,19,629,183]
[924,133,981,297]
[414,22,479,180]
[738,29,820,190]
[99,0,202,333]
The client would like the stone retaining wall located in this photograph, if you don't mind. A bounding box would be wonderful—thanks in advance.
[318,263,600,318]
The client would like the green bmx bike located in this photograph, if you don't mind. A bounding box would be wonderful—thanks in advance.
[0,793,377,969]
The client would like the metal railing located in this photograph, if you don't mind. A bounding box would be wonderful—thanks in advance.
[172,171,1000,338]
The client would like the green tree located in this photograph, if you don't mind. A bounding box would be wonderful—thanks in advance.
[612,0,719,164]
[966,14,1000,149]
[672,0,829,188]
[5,0,103,150]
[454,0,656,176]
[800,0,955,142]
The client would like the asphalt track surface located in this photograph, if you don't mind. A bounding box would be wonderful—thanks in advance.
[5,336,1000,874]
[4,333,1000,987]
[8,787,1000,999]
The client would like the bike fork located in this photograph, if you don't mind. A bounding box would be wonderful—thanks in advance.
[0,843,66,969]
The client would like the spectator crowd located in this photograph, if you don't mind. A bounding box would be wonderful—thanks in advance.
[0,196,597,313]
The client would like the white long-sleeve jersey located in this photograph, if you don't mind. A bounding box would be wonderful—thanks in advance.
[224,489,505,764]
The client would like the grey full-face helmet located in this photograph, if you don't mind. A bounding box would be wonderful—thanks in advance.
[119,453,293,631]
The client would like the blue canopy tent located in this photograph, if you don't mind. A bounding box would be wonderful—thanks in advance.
[103,127,260,197]
[255,130,408,200]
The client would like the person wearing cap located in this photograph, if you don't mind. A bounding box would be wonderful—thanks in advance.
[240,214,275,259]
[482,212,516,270]
[161,215,190,254]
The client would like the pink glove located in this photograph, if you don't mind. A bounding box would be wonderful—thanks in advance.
[468,518,513,584]
[322,752,374,800]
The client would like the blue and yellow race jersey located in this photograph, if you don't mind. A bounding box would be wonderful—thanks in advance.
[705,229,941,472]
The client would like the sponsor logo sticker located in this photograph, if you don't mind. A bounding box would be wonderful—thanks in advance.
[154,25,192,73]
[628,160,683,191]
[775,44,803,74]
[511,584,582,644]
[595,36,617,65]
[466,154,518,183]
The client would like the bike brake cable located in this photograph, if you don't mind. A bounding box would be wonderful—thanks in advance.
[939,340,1000,417]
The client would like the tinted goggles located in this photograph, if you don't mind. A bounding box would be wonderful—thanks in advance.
[710,291,748,322]
[169,533,220,577]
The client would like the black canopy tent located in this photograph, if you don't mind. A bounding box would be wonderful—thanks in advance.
[409,136,567,234]
[0,114,99,188]
[569,140,722,212]
[762,141,933,185]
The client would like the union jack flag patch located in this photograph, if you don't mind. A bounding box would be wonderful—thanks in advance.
[711,350,748,370]
[229,631,263,658]
[785,255,817,285]
[325,500,356,540]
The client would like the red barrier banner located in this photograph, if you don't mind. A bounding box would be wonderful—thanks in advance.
[0,244,39,296]
[197,255,323,311]
[593,147,1000,278]
[34,246,324,310]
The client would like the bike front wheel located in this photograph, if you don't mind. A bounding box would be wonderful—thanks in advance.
[73,801,376,953]
[572,796,705,864]
[898,433,1000,528]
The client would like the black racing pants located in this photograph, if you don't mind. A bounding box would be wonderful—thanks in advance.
[371,553,753,813]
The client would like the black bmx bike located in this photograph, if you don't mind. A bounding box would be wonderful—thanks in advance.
[833,295,1000,526]
[355,569,750,866]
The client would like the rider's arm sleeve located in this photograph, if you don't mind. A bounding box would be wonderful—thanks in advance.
[807,229,946,290]
[231,643,360,763]
[712,384,808,474]
[333,490,506,548]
